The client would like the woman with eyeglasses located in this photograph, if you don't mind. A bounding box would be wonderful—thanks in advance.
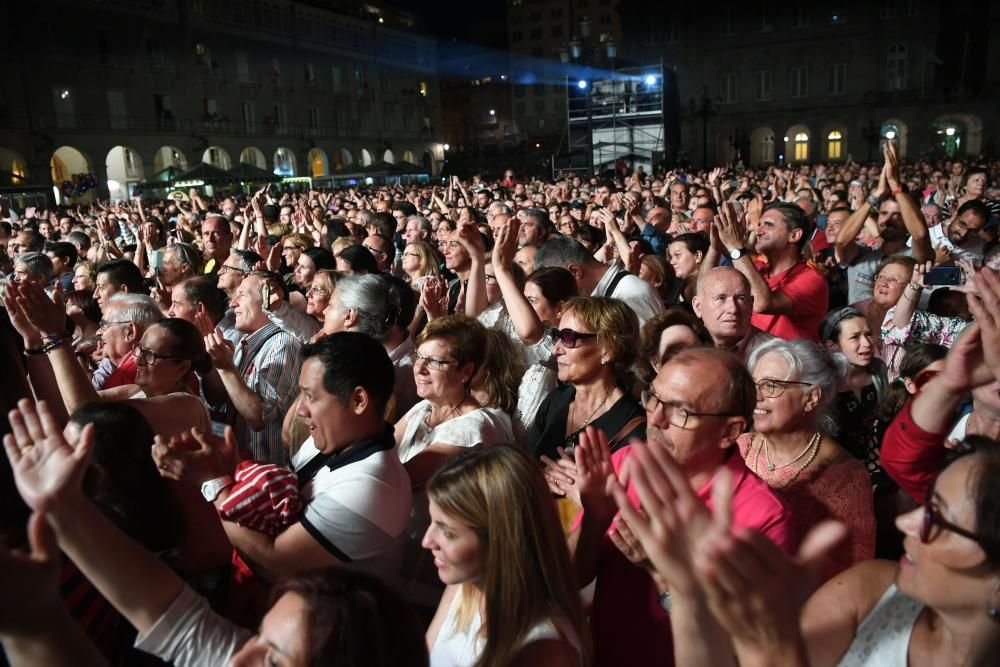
[612,428,1000,667]
[740,338,876,578]
[392,315,514,608]
[305,269,339,323]
[527,296,645,464]
[6,282,231,572]
[401,240,442,291]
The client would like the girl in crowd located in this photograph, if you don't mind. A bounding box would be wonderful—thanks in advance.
[424,445,588,666]
[821,307,888,482]
[740,338,875,577]
[1,400,428,667]
[667,232,709,305]
[292,247,335,293]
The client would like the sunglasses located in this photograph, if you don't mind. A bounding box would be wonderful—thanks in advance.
[548,327,598,348]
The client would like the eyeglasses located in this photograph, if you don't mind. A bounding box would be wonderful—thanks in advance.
[308,286,330,296]
[132,343,181,366]
[921,489,985,548]
[484,274,497,284]
[402,252,421,259]
[755,378,814,398]
[218,264,247,275]
[363,244,387,256]
[875,274,908,286]
[549,327,598,348]
[641,389,740,429]
[98,319,130,330]
[408,351,459,371]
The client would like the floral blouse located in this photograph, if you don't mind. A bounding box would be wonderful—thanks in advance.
[880,305,969,382]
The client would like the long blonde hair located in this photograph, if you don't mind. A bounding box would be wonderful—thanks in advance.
[427,445,590,667]
[405,240,441,279]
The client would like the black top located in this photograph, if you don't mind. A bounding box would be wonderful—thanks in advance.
[526,383,647,460]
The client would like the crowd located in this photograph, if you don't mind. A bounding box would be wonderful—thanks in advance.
[0,143,999,666]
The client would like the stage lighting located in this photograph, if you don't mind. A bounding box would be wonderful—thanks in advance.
[644,75,656,86]
[577,80,588,90]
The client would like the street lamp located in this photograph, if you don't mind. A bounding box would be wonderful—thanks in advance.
[689,86,721,169]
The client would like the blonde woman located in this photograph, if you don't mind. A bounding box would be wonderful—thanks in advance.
[402,240,442,291]
[305,269,339,323]
[425,445,588,666]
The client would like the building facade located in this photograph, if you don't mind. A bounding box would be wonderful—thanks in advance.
[0,0,444,201]
[618,0,999,167]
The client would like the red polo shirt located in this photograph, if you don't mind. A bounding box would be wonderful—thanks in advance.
[751,259,828,341]
[581,446,797,667]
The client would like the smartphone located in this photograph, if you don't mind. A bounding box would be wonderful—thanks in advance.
[924,266,963,286]
[150,249,165,270]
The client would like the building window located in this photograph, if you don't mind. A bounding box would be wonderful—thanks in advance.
[236,51,250,82]
[793,132,809,161]
[533,84,545,96]
[721,73,738,103]
[760,1,773,31]
[529,28,542,39]
[420,81,428,97]
[827,130,844,159]
[534,99,545,113]
[722,7,736,36]
[551,25,562,37]
[537,118,545,129]
[514,102,526,115]
[304,63,315,82]
[887,44,907,90]
[880,0,895,19]
[331,65,343,89]
[755,70,772,101]
[828,63,846,95]
[513,85,525,98]
[792,2,809,28]
[308,107,319,130]
[906,0,919,16]
[665,22,677,42]
[512,30,523,43]
[790,66,809,98]
[273,103,287,129]
[762,135,775,162]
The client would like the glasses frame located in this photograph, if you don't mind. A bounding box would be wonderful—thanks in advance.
[641,389,741,430]
[218,264,247,276]
[549,327,599,349]
[755,378,814,398]
[132,343,182,366]
[98,319,131,331]
[920,476,986,548]
[409,351,459,372]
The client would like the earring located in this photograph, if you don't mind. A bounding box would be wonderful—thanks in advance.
[989,607,1000,623]
[804,405,813,413]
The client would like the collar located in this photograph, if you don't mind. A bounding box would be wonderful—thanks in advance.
[325,424,396,473]
[240,321,280,349]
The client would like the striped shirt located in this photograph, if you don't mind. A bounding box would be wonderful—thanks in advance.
[230,322,302,466]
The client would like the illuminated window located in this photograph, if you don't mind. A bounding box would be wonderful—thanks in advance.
[794,132,809,161]
[827,130,843,159]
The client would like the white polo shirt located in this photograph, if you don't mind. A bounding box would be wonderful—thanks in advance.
[293,430,412,581]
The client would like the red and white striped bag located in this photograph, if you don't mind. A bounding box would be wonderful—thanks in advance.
[217,461,301,536]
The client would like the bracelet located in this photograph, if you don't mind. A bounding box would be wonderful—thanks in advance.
[866,194,882,210]
[26,335,71,355]
[891,187,903,197]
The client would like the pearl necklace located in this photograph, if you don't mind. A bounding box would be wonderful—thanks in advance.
[754,431,822,489]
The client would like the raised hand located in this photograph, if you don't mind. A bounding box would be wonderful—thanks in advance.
[610,442,730,596]
[707,166,724,187]
[938,323,993,394]
[694,521,847,659]
[152,425,239,484]
[716,201,747,252]
[492,218,521,269]
[13,282,67,338]
[204,326,236,372]
[3,400,92,513]
[968,268,1000,384]
[574,426,617,520]
[3,283,41,344]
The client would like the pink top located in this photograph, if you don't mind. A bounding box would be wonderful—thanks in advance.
[738,432,875,579]
[581,445,796,667]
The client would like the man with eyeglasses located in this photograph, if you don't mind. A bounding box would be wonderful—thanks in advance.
[92,293,163,390]
[362,233,394,273]
[215,250,261,342]
[567,347,794,666]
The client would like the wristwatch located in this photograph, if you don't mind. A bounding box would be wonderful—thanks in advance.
[201,475,234,502]
[729,247,751,261]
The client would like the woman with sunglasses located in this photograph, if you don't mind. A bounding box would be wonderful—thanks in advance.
[740,338,876,578]
[527,295,645,463]
[393,315,514,608]
[611,425,1000,667]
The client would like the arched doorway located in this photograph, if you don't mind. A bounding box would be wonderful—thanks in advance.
[382,149,395,164]
[359,149,374,167]
[240,147,267,168]
[879,119,908,157]
[402,150,415,164]
[337,148,354,170]
[308,148,329,177]
[0,147,29,182]
[783,125,811,163]
[105,146,145,201]
[50,146,94,204]
[273,147,297,176]
[749,127,775,166]
[153,146,187,172]
[931,114,983,157]
[202,146,232,169]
